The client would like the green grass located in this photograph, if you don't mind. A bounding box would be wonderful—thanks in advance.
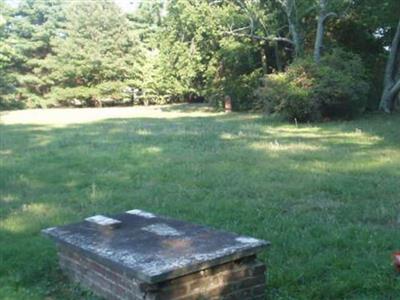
[1,105,399,299]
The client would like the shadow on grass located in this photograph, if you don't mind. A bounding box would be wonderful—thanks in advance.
[0,112,399,298]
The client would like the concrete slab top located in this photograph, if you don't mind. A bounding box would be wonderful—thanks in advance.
[42,209,269,283]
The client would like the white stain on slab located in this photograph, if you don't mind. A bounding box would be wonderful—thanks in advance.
[85,215,122,226]
[141,223,182,236]
[235,237,260,244]
[126,209,156,219]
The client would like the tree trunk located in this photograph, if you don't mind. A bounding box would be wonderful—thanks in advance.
[381,79,400,112]
[261,41,268,75]
[280,0,303,57]
[313,0,326,64]
[289,21,302,57]
[287,9,302,56]
[274,42,283,72]
[379,18,400,112]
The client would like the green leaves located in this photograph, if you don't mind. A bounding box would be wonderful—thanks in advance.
[49,0,143,86]
[0,0,397,110]
[256,50,370,121]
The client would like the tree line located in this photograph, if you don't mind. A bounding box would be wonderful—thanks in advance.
[0,0,399,120]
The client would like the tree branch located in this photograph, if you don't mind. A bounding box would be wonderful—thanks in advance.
[229,26,251,33]
[389,79,400,100]
[323,12,337,22]
[209,0,223,6]
[222,30,294,45]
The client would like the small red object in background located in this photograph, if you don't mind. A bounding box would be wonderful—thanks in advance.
[393,252,400,272]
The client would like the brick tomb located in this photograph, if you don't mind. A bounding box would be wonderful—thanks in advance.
[42,209,269,300]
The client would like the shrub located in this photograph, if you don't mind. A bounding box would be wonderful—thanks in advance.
[47,86,95,107]
[207,69,262,111]
[0,98,25,110]
[255,49,370,121]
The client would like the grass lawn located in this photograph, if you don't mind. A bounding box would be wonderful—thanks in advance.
[1,104,399,299]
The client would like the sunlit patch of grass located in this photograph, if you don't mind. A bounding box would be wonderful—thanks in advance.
[251,141,323,152]
[1,194,17,203]
[1,203,64,233]
[0,149,13,156]
[0,104,223,126]
[136,128,152,136]
[0,105,399,299]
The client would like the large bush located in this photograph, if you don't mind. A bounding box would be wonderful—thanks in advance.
[255,50,370,121]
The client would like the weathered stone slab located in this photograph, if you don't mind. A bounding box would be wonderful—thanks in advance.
[42,209,269,284]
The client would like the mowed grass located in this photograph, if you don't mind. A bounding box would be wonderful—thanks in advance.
[0,104,399,299]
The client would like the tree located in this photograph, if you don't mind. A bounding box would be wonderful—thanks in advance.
[379,18,400,112]
[136,0,223,102]
[278,0,304,57]
[313,0,356,63]
[44,0,143,105]
[1,0,65,107]
[313,0,336,63]
[48,0,141,85]
[219,0,295,73]
[0,2,18,108]
[0,0,397,113]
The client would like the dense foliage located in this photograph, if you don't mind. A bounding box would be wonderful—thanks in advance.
[256,50,370,121]
[0,0,399,118]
